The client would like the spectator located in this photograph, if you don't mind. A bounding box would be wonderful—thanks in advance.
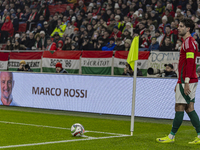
[81,36,94,50]
[5,39,13,50]
[55,62,68,73]
[26,7,38,31]
[51,18,66,37]
[155,0,165,17]
[174,9,184,21]
[21,8,31,23]
[196,66,200,78]
[16,8,23,22]
[110,26,122,39]
[94,37,105,50]
[13,39,24,50]
[46,38,57,51]
[171,21,178,36]
[114,37,125,51]
[160,64,177,77]
[155,30,164,45]
[161,25,177,47]
[0,16,14,43]
[20,33,27,47]
[17,60,26,71]
[123,29,132,41]
[64,21,75,37]
[11,14,19,33]
[102,37,116,51]
[70,28,79,41]
[14,33,21,43]
[159,37,174,51]
[174,39,182,51]
[149,24,155,37]
[34,23,42,34]
[87,24,94,37]
[107,19,116,32]
[37,15,45,29]
[24,64,33,72]
[24,32,35,50]
[53,32,62,47]
[39,31,48,50]
[122,63,143,76]
[164,9,174,24]
[147,37,160,51]
[38,2,50,21]
[33,33,41,50]
[123,22,133,36]
[43,21,51,37]
[57,40,64,51]
[62,36,72,50]
[124,39,131,51]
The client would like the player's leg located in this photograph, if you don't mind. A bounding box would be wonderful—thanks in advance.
[186,102,200,144]
[156,103,186,143]
[156,83,186,143]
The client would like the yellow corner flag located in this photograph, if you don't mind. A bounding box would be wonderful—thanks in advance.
[127,36,139,71]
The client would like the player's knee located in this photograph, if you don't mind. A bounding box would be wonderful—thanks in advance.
[185,107,194,113]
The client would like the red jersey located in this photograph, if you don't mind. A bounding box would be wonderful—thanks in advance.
[178,36,198,84]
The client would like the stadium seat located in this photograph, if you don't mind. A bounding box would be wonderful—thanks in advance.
[16,23,27,33]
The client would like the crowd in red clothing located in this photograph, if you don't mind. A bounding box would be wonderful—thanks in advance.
[2,0,200,52]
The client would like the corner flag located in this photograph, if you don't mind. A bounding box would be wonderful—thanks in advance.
[127,36,139,71]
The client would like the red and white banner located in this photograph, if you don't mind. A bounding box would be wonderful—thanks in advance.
[0,52,9,71]
[8,52,43,72]
[42,51,81,73]
[114,51,150,75]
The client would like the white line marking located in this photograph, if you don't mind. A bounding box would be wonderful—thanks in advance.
[0,135,130,149]
[0,121,127,136]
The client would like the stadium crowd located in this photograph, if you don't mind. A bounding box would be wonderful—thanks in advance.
[1,0,200,51]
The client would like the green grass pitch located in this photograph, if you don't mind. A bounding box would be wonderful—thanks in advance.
[0,106,199,150]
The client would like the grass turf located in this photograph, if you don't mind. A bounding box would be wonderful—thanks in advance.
[0,106,199,150]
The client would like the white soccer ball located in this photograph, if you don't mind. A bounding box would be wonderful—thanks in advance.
[71,123,85,136]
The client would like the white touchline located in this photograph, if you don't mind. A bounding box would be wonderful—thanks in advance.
[0,135,130,149]
[0,121,127,136]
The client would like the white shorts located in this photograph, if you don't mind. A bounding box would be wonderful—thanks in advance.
[175,83,198,104]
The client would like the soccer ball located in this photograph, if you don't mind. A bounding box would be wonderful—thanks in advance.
[71,123,85,136]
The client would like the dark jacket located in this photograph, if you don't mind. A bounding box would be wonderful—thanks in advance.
[114,45,125,51]
[56,68,68,73]
[5,44,13,50]
[25,38,36,49]
[62,43,72,50]
[159,43,174,51]
[12,17,19,31]
[102,42,116,51]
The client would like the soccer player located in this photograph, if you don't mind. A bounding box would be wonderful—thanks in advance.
[156,18,200,144]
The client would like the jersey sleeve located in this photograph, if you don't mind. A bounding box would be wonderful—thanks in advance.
[184,38,196,79]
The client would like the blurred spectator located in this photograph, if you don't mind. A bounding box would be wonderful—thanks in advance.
[26,8,38,31]
[38,2,50,21]
[53,32,62,47]
[81,36,94,50]
[20,33,27,47]
[57,40,64,51]
[46,38,57,51]
[70,28,79,40]
[11,14,19,33]
[43,21,51,37]
[64,21,75,37]
[147,37,159,51]
[107,19,116,32]
[17,60,26,71]
[192,33,200,47]
[24,64,33,72]
[39,31,48,50]
[164,9,174,24]
[197,66,200,78]
[34,23,42,34]
[37,15,45,29]
[55,62,68,73]
[110,26,122,39]
[114,38,125,51]
[13,39,24,50]
[171,21,178,36]
[94,37,105,50]
[5,39,13,50]
[155,0,165,17]
[14,33,21,43]
[33,33,41,50]
[24,32,35,50]
[124,39,131,51]
[155,30,163,45]
[16,8,23,22]
[159,37,174,51]
[21,8,31,23]
[160,25,177,47]
[102,37,116,51]
[175,39,182,51]
[0,16,14,43]
[62,36,72,50]
[174,9,184,21]
[51,18,66,37]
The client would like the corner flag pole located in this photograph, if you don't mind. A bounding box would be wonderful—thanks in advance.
[130,60,137,136]
[126,36,139,136]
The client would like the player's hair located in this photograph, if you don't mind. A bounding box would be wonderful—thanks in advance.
[180,18,195,33]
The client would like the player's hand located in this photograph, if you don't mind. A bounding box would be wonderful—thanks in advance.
[184,83,191,95]
[174,84,177,92]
